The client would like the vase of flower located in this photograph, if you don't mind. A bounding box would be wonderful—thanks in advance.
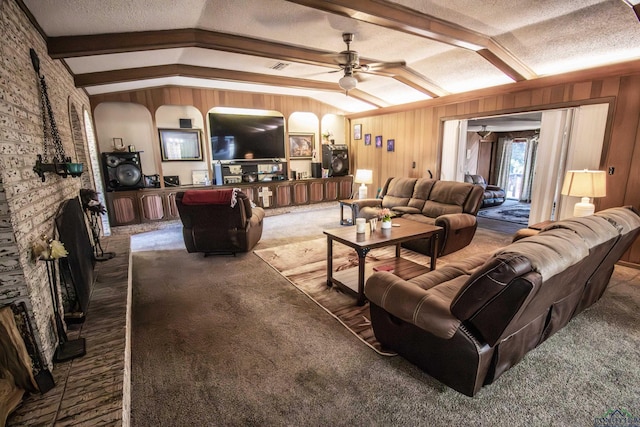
[379,208,393,229]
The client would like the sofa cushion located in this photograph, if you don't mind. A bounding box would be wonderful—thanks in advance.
[496,228,588,281]
[408,179,435,210]
[542,215,618,249]
[381,177,417,209]
[393,206,422,215]
[595,206,640,234]
[421,181,474,218]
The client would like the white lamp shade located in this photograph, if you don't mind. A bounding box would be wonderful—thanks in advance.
[561,169,607,217]
[561,170,607,198]
[354,169,373,184]
[339,75,357,91]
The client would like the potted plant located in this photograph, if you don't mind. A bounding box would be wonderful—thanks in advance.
[379,208,393,229]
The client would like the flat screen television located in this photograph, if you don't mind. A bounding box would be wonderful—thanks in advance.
[209,113,285,161]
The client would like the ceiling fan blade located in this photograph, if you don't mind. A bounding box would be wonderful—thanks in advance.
[362,61,406,71]
[355,73,367,83]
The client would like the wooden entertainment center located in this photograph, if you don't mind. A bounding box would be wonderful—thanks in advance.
[105,175,354,226]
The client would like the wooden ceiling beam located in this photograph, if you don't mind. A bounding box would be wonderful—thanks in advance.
[286,0,536,81]
[74,64,337,90]
[74,63,388,108]
[388,67,448,98]
[49,28,447,98]
[49,29,336,68]
[343,90,391,108]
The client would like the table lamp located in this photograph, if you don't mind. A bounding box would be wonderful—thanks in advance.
[354,169,373,199]
[561,169,606,217]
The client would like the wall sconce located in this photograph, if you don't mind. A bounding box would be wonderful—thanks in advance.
[354,169,373,199]
[561,169,607,217]
[33,155,83,182]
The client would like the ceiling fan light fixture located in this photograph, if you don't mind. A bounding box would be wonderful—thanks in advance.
[339,74,357,92]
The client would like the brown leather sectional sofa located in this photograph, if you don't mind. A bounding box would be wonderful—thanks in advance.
[364,206,640,396]
[351,177,484,257]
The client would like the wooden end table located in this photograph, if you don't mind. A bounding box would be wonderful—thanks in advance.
[323,218,442,305]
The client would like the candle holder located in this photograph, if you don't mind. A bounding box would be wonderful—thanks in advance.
[33,155,83,182]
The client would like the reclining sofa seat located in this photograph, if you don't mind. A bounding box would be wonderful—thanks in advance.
[364,206,640,396]
[352,177,484,257]
[175,188,265,255]
[464,174,506,208]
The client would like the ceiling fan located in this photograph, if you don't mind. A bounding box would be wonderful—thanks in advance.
[332,33,406,93]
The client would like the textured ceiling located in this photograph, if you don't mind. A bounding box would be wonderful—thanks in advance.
[21,0,640,113]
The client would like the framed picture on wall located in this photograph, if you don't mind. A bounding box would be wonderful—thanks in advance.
[364,134,371,145]
[289,133,314,158]
[387,139,395,152]
[158,128,203,161]
[375,135,383,148]
[354,124,362,140]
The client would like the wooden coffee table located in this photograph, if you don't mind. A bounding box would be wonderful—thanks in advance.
[323,218,442,305]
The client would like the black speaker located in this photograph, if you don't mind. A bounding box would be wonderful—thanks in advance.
[102,152,145,191]
[322,144,349,176]
[311,162,322,178]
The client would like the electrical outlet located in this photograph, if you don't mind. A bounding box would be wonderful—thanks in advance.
[608,166,615,175]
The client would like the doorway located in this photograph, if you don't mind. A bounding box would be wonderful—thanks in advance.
[444,103,610,229]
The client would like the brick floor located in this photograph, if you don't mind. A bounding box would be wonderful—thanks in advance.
[7,235,131,426]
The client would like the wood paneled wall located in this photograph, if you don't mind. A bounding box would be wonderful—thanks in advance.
[346,60,640,263]
[90,86,345,124]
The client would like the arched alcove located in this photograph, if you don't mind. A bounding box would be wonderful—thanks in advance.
[156,105,206,186]
[93,102,156,177]
[288,112,319,178]
[68,100,93,189]
[320,114,346,145]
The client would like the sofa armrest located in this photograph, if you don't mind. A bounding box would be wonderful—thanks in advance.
[485,184,502,192]
[365,271,466,339]
[350,198,382,218]
[436,213,476,230]
[249,206,265,228]
[435,213,478,256]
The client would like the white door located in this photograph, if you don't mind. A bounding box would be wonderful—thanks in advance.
[441,119,467,182]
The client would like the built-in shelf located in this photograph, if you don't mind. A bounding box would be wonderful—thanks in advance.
[105,175,354,226]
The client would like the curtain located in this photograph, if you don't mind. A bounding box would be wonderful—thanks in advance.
[520,135,539,202]
[496,138,512,191]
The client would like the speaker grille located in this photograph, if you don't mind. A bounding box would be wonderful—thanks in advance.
[322,144,349,176]
[102,152,145,191]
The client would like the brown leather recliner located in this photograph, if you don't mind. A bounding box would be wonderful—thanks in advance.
[464,174,506,208]
[175,189,265,255]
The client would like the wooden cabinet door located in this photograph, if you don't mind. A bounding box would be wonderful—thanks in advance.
[140,194,165,221]
[309,181,324,202]
[293,182,310,205]
[106,192,140,226]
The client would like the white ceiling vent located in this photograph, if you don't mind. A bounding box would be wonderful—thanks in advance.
[270,62,290,71]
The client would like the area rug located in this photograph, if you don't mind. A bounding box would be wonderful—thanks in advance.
[478,203,531,225]
[254,238,433,356]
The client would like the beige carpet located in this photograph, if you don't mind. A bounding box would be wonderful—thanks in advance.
[254,228,510,356]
